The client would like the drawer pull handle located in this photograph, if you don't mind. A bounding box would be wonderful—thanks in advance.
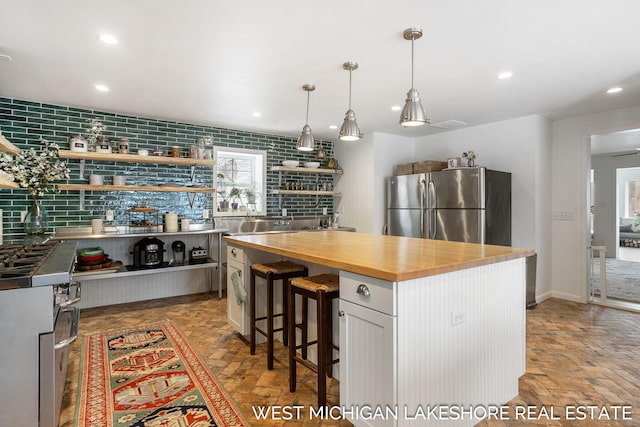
[231,248,237,256]
[338,310,345,317]
[356,284,370,297]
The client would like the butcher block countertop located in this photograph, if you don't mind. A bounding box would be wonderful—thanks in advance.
[224,230,535,282]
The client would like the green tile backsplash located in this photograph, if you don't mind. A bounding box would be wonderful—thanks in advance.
[0,97,335,239]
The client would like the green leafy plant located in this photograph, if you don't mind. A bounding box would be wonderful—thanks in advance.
[0,138,70,198]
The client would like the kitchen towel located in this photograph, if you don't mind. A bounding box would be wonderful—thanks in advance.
[231,270,246,304]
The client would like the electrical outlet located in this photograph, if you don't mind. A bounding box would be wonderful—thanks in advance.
[202,209,209,219]
[553,210,574,221]
[451,310,466,326]
[20,210,27,222]
[322,207,328,215]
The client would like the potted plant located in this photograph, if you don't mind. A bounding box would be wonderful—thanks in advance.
[217,173,230,212]
[229,187,242,211]
[244,181,259,204]
[0,138,70,234]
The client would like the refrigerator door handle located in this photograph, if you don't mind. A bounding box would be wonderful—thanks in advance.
[420,178,426,237]
[428,179,437,239]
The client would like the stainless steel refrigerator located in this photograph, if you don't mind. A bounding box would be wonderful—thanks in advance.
[385,167,511,246]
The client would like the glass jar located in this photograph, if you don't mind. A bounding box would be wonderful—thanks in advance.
[189,145,198,158]
[69,134,88,152]
[171,146,180,157]
[117,138,130,154]
[96,136,111,153]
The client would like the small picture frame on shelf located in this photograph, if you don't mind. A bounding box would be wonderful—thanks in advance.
[447,157,461,168]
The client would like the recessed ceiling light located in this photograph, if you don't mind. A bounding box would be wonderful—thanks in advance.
[252,112,262,117]
[497,71,513,79]
[329,125,338,130]
[607,87,623,94]
[94,84,109,92]
[391,105,402,111]
[98,34,118,45]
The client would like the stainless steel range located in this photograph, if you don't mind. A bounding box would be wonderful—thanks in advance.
[0,239,79,427]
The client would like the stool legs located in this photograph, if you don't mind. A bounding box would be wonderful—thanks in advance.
[250,268,257,356]
[282,279,289,347]
[288,287,338,408]
[288,282,297,392]
[266,273,274,370]
[301,295,308,359]
[250,266,307,371]
[316,290,328,408]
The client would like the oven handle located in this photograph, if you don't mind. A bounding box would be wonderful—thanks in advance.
[54,307,80,350]
[59,281,81,307]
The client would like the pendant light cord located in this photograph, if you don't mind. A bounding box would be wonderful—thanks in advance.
[411,37,415,90]
[306,90,310,124]
[348,69,352,109]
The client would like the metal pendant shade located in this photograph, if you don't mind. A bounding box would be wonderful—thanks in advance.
[339,61,361,141]
[297,84,316,151]
[400,28,429,127]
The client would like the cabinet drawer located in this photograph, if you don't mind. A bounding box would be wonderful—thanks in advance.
[340,271,396,316]
[227,245,244,262]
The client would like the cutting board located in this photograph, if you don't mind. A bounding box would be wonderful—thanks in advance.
[74,261,124,276]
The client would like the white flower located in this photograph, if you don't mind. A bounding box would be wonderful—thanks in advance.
[0,138,70,198]
[462,150,477,160]
[86,119,106,146]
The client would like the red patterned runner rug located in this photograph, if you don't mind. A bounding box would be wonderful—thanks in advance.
[75,320,248,427]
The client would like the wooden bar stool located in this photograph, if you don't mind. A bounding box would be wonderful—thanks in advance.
[288,273,340,407]
[250,261,308,370]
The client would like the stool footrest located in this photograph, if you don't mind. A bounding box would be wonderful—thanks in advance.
[254,326,286,338]
[255,313,284,322]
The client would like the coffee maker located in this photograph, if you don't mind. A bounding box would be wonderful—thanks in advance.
[132,237,165,268]
[171,240,185,266]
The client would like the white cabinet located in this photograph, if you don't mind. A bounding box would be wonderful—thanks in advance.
[225,244,280,336]
[339,299,397,427]
[339,271,397,427]
[339,260,526,427]
[227,245,246,334]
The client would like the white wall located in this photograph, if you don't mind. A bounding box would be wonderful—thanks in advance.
[414,115,552,300]
[334,132,415,233]
[552,105,640,302]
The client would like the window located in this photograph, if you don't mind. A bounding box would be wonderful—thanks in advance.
[214,147,266,216]
[627,180,640,218]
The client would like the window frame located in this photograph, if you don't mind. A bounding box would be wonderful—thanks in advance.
[213,146,267,217]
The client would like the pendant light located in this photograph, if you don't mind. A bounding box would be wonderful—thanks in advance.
[297,84,316,152]
[339,61,361,141]
[400,27,429,127]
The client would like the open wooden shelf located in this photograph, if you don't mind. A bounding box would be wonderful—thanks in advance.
[0,177,19,189]
[0,134,20,155]
[58,150,216,166]
[59,184,216,193]
[270,166,342,174]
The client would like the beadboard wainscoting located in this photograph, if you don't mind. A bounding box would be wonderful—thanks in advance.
[396,258,525,419]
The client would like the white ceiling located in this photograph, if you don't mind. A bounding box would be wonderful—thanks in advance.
[2,0,640,143]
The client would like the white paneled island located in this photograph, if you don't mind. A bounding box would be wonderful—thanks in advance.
[224,231,534,426]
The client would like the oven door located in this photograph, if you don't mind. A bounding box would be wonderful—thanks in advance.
[40,282,81,427]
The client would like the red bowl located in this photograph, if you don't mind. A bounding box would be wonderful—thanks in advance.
[78,253,105,264]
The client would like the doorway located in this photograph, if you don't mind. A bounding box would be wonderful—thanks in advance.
[589,129,640,311]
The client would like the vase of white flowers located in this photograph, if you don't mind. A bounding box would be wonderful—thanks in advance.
[0,138,70,234]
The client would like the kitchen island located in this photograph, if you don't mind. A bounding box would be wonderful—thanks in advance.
[224,230,534,427]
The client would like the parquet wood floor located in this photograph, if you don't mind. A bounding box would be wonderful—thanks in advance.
[59,295,639,426]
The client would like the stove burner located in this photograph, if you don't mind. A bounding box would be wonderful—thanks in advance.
[0,241,60,289]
